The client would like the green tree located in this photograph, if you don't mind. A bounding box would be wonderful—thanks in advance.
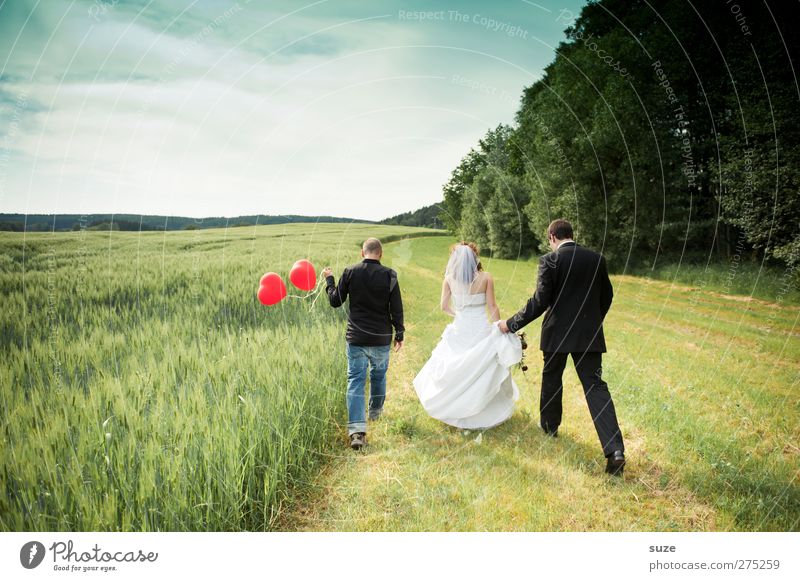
[485,170,536,259]
[440,125,515,235]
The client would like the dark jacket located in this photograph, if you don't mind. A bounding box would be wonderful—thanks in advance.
[326,258,404,346]
[506,241,613,353]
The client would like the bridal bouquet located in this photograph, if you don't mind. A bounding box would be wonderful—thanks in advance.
[518,331,529,372]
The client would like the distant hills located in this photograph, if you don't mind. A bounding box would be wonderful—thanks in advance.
[0,213,374,232]
[0,205,446,232]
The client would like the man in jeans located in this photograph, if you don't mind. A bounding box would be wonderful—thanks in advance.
[323,238,405,450]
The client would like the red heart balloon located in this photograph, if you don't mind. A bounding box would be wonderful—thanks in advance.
[257,272,287,305]
[289,259,317,291]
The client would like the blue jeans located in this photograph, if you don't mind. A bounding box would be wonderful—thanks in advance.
[346,343,391,435]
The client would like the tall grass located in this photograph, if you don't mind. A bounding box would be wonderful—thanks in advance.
[0,223,432,530]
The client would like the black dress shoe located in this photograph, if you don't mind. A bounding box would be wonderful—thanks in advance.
[541,423,558,437]
[605,450,625,476]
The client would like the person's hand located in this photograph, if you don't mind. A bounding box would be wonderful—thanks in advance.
[498,320,510,333]
[322,267,333,278]
[394,340,403,352]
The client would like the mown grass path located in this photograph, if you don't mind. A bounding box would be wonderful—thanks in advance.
[284,236,799,531]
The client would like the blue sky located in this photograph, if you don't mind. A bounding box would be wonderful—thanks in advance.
[0,0,586,220]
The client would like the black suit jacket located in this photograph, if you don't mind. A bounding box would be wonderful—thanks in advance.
[325,258,404,346]
[506,241,613,353]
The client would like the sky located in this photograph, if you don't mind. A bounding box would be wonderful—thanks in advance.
[0,0,586,221]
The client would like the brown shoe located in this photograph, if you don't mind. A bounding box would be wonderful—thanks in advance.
[349,432,366,450]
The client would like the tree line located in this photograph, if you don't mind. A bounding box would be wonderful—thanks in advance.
[440,0,799,274]
[380,203,445,229]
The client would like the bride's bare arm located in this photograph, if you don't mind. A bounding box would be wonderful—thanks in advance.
[441,279,455,317]
[486,273,501,322]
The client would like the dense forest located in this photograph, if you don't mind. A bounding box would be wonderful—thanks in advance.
[380,203,445,229]
[439,0,799,275]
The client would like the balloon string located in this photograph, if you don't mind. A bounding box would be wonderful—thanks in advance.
[309,277,325,311]
[284,276,326,310]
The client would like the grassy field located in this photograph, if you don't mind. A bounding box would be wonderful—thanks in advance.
[624,258,800,306]
[1,225,798,531]
[0,223,436,531]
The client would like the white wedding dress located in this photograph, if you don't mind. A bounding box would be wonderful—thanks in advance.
[413,290,523,429]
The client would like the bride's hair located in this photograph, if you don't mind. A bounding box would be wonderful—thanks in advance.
[445,241,483,293]
[449,241,483,271]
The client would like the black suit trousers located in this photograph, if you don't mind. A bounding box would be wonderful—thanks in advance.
[540,351,624,457]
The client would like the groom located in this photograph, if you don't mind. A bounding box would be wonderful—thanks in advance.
[322,238,405,451]
[499,219,626,476]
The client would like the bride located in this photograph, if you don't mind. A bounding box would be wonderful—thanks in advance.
[413,242,522,429]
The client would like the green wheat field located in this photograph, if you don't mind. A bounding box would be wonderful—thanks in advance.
[1,224,798,531]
